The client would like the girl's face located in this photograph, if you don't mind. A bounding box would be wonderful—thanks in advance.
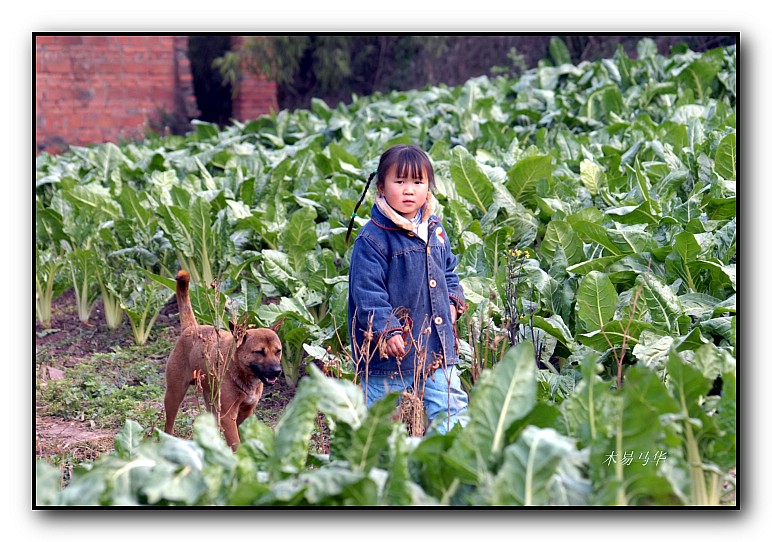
[379,164,429,219]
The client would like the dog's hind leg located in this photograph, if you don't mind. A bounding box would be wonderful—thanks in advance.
[163,379,190,435]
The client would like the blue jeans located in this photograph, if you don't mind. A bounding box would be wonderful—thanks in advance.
[362,365,468,435]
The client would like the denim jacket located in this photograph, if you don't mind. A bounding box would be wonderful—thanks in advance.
[347,194,465,376]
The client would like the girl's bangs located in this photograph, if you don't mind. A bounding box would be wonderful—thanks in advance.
[395,152,427,179]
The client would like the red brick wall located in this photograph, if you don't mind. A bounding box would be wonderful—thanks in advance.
[35,35,194,153]
[35,35,278,154]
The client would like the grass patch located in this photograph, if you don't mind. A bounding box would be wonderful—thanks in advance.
[36,333,178,433]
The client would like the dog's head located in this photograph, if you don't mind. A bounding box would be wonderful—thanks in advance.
[230,321,283,386]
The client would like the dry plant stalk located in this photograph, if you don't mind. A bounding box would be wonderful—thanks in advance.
[347,307,453,437]
[397,390,425,436]
[394,314,431,436]
[600,260,651,390]
[317,314,348,378]
[465,298,495,385]
[193,277,241,434]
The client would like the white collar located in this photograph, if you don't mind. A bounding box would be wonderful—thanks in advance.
[374,193,435,232]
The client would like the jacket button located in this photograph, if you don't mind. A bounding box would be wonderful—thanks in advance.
[434,316,443,325]
[429,279,437,288]
[407,232,415,237]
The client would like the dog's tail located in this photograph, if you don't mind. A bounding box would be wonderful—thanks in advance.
[175,270,197,330]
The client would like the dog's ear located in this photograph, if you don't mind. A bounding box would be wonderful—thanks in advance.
[271,318,284,333]
[229,320,248,347]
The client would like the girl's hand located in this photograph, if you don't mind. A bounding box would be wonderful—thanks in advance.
[384,334,406,359]
[450,304,457,325]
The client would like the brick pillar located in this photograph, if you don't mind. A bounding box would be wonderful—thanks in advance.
[230,36,279,122]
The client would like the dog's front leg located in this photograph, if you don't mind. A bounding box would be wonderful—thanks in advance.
[236,401,257,427]
[220,413,241,451]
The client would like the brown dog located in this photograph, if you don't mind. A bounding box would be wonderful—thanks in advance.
[163,270,283,450]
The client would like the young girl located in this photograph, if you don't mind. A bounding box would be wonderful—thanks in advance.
[346,144,468,435]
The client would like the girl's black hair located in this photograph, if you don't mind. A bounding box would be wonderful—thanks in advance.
[345,170,377,245]
[345,144,435,245]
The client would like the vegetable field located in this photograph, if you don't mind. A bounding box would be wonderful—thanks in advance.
[35,38,736,506]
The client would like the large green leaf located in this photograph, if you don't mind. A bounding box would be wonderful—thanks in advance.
[258,250,298,296]
[493,201,540,249]
[281,206,318,273]
[36,204,67,246]
[532,315,574,349]
[270,380,319,476]
[666,231,708,293]
[567,255,625,275]
[548,36,571,65]
[482,225,514,274]
[638,274,685,334]
[689,341,735,381]
[675,50,723,101]
[306,364,367,430]
[606,223,658,254]
[577,319,652,352]
[699,316,735,346]
[540,220,584,266]
[540,275,575,325]
[328,393,397,477]
[630,159,658,212]
[593,365,680,505]
[579,159,603,196]
[714,132,736,180]
[604,201,660,225]
[489,426,590,505]
[571,221,623,256]
[115,184,152,228]
[662,351,729,504]
[560,354,615,446]
[61,183,122,220]
[91,142,126,189]
[382,425,436,505]
[586,85,625,121]
[235,416,276,466]
[505,154,552,207]
[576,271,618,333]
[157,196,222,286]
[446,342,537,482]
[114,419,144,458]
[449,145,494,213]
[256,296,316,327]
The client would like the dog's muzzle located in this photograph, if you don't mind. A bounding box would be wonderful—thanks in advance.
[250,362,282,386]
